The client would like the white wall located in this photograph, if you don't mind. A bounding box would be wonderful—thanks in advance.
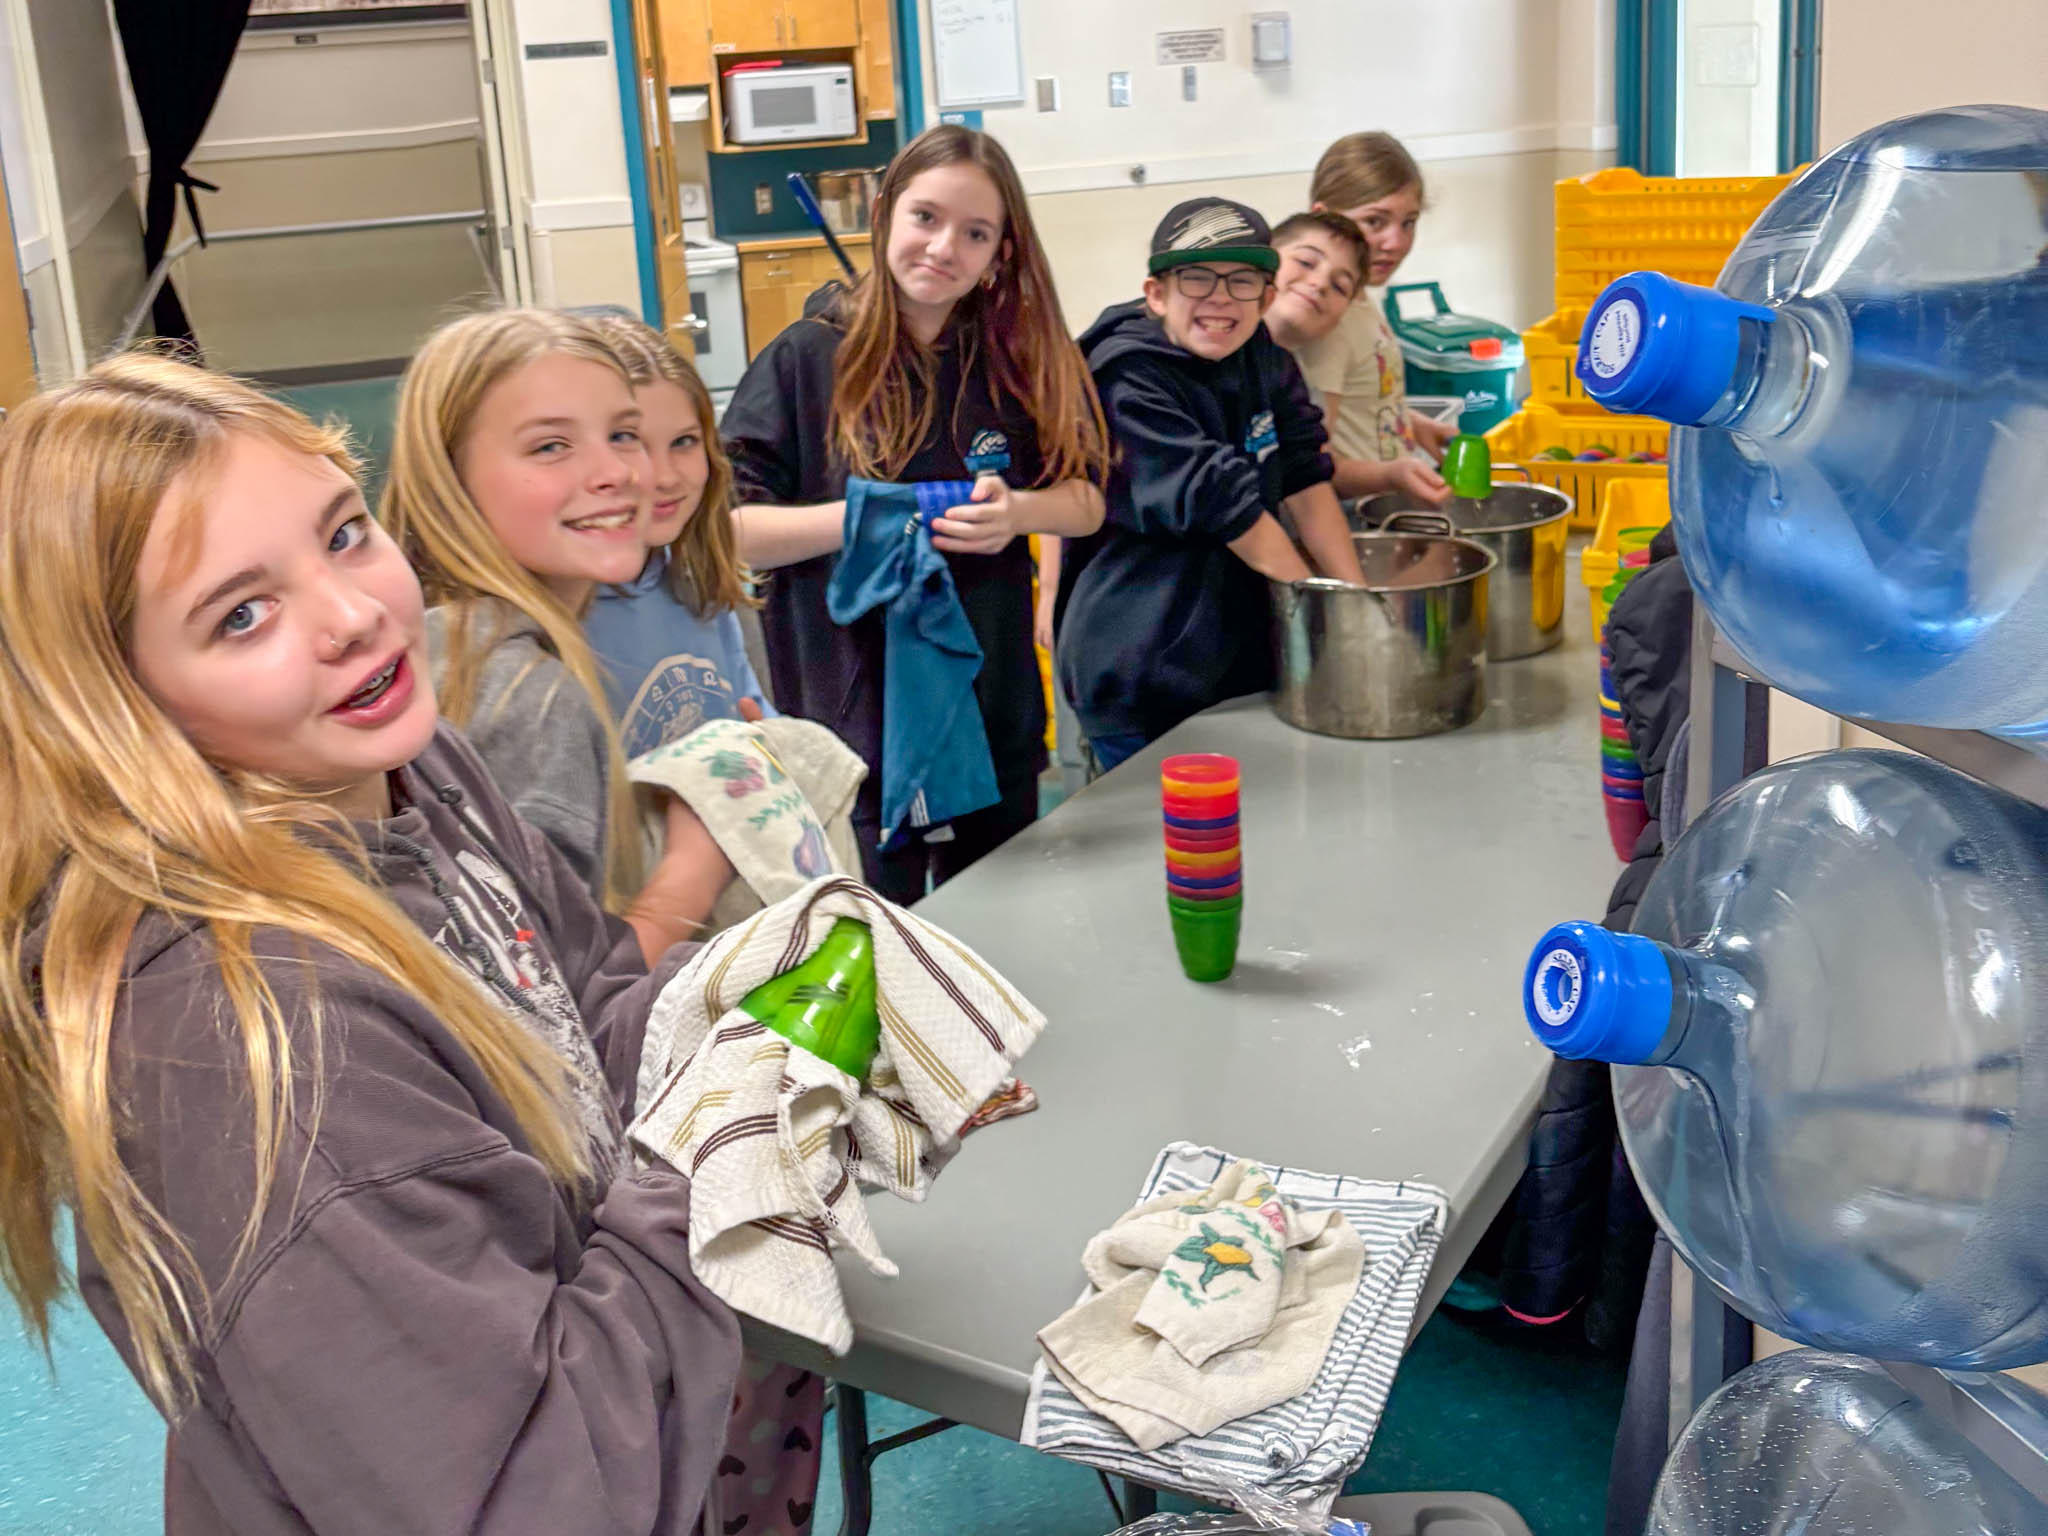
[980,0,1617,335]
[1818,0,2048,149]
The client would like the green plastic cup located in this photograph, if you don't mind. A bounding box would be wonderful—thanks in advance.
[1441,433,1494,499]
[1168,896,1241,982]
[740,917,880,1079]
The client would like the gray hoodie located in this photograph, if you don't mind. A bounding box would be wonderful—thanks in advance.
[72,725,741,1535]
[426,602,612,897]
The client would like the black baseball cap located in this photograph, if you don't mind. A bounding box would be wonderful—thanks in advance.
[1147,198,1280,276]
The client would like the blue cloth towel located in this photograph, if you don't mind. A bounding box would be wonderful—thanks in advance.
[827,478,999,845]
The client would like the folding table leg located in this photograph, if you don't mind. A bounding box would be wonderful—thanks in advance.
[833,1384,873,1536]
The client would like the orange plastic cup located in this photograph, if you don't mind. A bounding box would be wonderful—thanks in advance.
[1165,844,1243,874]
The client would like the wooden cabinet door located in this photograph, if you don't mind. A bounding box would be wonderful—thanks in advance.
[0,155,36,409]
[781,0,858,49]
[631,0,697,356]
[707,0,785,54]
[741,248,807,358]
[658,0,711,88]
[855,0,894,118]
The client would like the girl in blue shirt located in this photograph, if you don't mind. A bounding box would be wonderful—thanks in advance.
[583,313,771,756]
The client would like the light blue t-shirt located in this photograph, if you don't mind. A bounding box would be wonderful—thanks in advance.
[585,550,774,758]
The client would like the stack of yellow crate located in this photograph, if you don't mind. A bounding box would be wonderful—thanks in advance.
[1487,166,1798,534]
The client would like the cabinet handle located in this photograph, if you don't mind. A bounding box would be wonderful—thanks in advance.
[775,10,784,41]
[789,12,798,42]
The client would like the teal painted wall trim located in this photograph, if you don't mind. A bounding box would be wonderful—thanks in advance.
[609,0,662,325]
[1777,0,1820,170]
[895,0,925,137]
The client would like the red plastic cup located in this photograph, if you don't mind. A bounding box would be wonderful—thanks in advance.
[1164,827,1241,853]
[1162,788,1240,818]
[1162,753,1240,789]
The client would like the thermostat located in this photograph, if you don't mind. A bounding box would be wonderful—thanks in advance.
[1251,12,1291,69]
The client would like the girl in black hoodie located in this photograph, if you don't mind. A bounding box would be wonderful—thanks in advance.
[722,124,1109,904]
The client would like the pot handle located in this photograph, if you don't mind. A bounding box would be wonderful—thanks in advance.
[1489,460,1536,484]
[1383,510,1457,537]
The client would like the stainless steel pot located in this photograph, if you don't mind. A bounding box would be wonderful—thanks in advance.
[1270,530,1495,739]
[1351,475,1572,659]
[814,169,878,233]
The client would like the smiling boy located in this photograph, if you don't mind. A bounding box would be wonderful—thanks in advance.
[1264,210,1448,507]
[1057,198,1368,772]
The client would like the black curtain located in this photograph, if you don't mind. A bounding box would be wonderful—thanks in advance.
[109,0,253,349]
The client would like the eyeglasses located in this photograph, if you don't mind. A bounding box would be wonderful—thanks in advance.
[1167,265,1273,301]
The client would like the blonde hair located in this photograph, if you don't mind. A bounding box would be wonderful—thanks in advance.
[583,312,755,618]
[1310,131,1427,212]
[0,353,591,1410]
[379,308,644,907]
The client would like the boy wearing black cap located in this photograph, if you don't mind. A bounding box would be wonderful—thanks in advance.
[1058,197,1367,771]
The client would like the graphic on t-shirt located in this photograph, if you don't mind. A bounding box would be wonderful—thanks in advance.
[431,846,618,1160]
[1243,410,1278,462]
[622,650,742,757]
[965,427,1012,477]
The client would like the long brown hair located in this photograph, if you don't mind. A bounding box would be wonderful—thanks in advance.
[830,124,1109,486]
[584,312,754,617]
[379,308,644,908]
[1310,131,1427,212]
[0,354,590,1408]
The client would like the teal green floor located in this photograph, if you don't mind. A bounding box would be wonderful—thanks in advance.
[1,1293,1624,1534]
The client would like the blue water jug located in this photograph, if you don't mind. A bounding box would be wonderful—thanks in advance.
[1575,105,2048,741]
[1647,1351,2048,1535]
[1524,749,2048,1368]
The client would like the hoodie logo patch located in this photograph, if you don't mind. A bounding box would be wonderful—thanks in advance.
[1244,410,1278,463]
[965,427,1011,477]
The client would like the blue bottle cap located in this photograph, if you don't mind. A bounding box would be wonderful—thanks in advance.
[1523,920,1675,1063]
[1576,271,1774,424]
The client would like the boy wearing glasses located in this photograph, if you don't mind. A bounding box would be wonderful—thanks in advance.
[1058,198,1367,773]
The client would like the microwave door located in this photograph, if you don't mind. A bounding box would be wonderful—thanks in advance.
[749,83,819,141]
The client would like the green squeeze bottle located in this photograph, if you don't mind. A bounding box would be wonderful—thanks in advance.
[739,919,880,1081]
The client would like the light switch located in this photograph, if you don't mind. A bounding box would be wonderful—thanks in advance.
[754,183,773,216]
[1035,75,1060,112]
[1108,71,1131,108]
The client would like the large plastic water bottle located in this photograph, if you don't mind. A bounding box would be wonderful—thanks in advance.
[1647,1350,2048,1535]
[1575,104,2048,741]
[1523,749,2048,1368]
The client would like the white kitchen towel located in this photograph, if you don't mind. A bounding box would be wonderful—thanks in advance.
[626,715,866,950]
[1037,1161,1366,1449]
[1024,1142,1448,1511]
[629,876,1045,1354]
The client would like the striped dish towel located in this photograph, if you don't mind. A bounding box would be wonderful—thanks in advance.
[1023,1142,1448,1513]
[628,875,1045,1354]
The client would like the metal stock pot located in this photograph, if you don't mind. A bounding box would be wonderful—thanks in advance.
[1352,475,1572,659]
[1270,530,1495,739]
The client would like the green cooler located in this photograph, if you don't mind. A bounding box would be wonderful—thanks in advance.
[1382,282,1524,435]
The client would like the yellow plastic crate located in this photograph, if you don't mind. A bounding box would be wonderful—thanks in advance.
[1552,165,1798,314]
[1584,477,1675,639]
[1484,400,1668,530]
[1526,166,1798,408]
[1523,308,1590,405]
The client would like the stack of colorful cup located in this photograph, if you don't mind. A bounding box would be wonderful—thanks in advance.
[1596,526,1659,860]
[1162,753,1242,983]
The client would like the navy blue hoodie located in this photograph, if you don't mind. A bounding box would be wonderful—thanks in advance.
[1058,299,1333,745]
[722,293,1048,837]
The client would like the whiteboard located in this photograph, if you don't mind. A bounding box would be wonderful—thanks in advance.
[930,0,1025,110]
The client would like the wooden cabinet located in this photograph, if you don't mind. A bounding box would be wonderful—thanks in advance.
[709,0,856,53]
[739,237,872,358]
[659,0,711,88]
[630,0,698,357]
[855,0,893,118]
[0,155,35,410]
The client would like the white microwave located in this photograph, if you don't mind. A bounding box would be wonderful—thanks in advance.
[724,63,857,144]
